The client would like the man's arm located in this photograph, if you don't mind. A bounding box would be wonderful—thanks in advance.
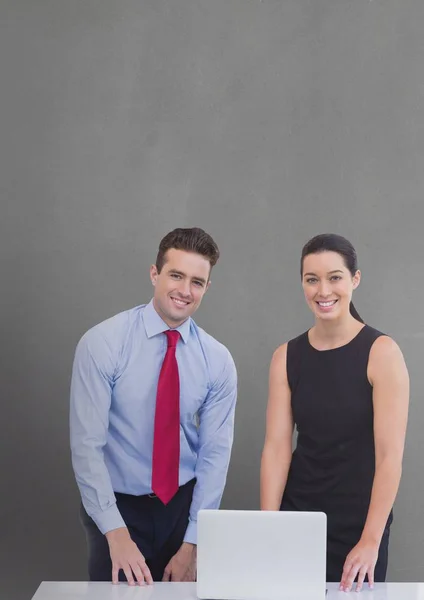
[70,328,152,586]
[70,328,125,533]
[185,351,238,544]
[162,351,237,582]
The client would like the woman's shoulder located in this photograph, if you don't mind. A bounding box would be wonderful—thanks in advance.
[271,342,288,365]
[368,330,402,358]
[367,329,408,386]
[361,324,400,353]
[271,332,309,380]
[364,325,404,370]
[273,331,309,359]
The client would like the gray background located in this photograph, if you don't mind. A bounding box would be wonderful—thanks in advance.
[1,1,423,599]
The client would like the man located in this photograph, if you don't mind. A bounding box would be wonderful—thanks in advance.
[70,227,237,585]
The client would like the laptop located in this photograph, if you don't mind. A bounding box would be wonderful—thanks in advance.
[197,510,327,600]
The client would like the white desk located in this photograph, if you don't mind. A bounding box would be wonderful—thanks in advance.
[31,582,424,600]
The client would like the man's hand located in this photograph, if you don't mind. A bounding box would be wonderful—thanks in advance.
[106,527,153,586]
[162,542,197,582]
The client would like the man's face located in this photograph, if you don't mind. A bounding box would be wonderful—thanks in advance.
[150,248,211,327]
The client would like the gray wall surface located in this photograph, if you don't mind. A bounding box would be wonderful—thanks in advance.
[1,1,423,598]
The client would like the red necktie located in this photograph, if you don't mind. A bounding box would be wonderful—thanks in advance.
[152,329,180,504]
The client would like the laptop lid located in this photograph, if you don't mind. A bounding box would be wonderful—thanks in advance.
[197,510,326,600]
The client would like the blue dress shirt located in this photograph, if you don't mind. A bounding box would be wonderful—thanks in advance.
[70,300,237,544]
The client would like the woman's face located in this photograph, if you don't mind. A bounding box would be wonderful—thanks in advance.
[302,251,360,322]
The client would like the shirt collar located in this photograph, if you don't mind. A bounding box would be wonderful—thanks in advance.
[143,299,191,344]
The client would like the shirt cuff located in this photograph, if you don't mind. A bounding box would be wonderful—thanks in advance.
[183,519,197,545]
[91,503,127,535]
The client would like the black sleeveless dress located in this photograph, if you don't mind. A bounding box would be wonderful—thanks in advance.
[280,325,392,582]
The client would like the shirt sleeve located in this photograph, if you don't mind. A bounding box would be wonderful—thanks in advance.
[183,351,238,544]
[69,328,126,534]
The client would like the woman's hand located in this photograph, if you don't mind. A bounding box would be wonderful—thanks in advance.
[340,538,379,592]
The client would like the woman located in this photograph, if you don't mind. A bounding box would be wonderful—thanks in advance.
[260,234,409,592]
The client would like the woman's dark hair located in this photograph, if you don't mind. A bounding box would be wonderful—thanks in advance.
[156,227,220,274]
[301,233,364,323]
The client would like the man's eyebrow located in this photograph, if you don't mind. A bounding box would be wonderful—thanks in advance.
[168,269,207,284]
[168,269,185,276]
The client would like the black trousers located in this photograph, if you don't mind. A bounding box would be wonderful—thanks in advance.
[80,479,195,582]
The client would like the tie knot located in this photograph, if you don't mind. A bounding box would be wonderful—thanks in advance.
[165,329,180,348]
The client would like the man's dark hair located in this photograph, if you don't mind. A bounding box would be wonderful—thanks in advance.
[155,227,220,273]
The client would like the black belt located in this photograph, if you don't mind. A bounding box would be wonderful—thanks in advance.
[144,478,196,500]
